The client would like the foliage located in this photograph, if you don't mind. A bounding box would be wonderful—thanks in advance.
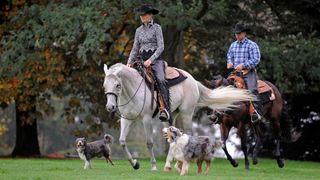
[259,34,320,94]
[0,0,137,130]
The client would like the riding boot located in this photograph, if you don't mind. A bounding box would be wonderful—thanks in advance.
[251,100,264,123]
[158,82,173,125]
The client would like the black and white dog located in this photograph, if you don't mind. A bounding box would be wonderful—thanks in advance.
[163,126,220,175]
[75,134,114,169]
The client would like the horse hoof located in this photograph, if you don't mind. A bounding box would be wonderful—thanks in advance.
[231,160,239,167]
[277,159,284,168]
[252,158,258,165]
[151,166,158,171]
[133,161,140,170]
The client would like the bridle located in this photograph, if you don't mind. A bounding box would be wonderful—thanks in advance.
[105,70,147,120]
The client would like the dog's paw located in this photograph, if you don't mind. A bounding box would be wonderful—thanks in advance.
[163,166,172,172]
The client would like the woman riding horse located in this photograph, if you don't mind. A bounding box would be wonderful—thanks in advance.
[127,4,172,123]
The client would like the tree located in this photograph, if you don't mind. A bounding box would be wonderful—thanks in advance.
[0,0,136,156]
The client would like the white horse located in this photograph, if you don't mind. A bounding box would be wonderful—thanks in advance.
[103,63,255,171]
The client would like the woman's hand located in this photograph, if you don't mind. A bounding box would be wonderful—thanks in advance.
[144,59,152,67]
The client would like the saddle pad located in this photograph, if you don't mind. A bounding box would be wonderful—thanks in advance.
[258,80,272,93]
[258,80,275,101]
[165,67,180,79]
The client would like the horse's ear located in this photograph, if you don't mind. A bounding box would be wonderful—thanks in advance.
[104,64,108,74]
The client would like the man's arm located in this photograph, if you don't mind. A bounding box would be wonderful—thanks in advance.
[244,43,260,69]
[227,43,234,69]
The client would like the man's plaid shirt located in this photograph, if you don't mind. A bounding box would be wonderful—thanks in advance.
[227,38,261,69]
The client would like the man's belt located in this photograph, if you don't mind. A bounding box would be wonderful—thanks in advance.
[235,68,254,75]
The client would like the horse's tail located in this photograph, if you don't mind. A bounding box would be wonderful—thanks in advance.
[280,104,301,142]
[197,82,256,111]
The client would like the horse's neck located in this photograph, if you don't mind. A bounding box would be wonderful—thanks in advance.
[222,78,232,86]
[119,68,146,102]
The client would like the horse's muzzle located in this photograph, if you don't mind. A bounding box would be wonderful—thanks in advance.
[106,104,116,112]
[105,92,118,112]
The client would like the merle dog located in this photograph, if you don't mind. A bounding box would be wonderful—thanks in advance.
[163,126,221,175]
[76,134,114,169]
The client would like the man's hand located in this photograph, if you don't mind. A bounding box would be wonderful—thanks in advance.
[227,63,234,69]
[127,63,133,68]
[144,59,152,67]
[235,63,244,71]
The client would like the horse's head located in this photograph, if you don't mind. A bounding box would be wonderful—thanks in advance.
[210,75,229,89]
[103,64,123,113]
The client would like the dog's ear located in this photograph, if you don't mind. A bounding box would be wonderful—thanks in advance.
[168,126,175,132]
[104,134,114,144]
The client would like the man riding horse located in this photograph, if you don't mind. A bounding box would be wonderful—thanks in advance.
[126,4,172,123]
[226,22,264,122]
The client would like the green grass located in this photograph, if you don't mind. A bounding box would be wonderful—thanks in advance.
[0,157,319,180]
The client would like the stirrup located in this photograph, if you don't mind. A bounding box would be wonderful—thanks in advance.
[251,111,262,123]
[159,109,170,121]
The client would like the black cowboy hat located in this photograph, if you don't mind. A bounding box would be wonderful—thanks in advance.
[136,4,159,15]
[233,22,250,33]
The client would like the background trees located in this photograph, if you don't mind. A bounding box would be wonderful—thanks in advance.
[0,0,319,159]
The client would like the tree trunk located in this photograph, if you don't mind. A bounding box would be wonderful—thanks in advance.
[12,97,40,157]
[163,26,185,67]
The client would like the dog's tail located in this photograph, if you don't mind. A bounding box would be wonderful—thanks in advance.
[104,134,114,144]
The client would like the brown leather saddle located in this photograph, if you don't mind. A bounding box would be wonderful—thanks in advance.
[135,62,187,89]
[227,72,275,115]
[227,75,275,101]
[132,61,187,114]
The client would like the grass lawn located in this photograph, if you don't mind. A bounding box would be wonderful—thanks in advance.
[0,157,319,180]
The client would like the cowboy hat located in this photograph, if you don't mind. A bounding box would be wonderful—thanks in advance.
[136,4,159,15]
[233,22,250,33]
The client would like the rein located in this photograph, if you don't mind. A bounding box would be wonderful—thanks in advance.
[105,66,148,120]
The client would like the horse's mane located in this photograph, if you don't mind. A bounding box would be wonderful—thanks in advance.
[107,63,141,80]
[108,63,126,73]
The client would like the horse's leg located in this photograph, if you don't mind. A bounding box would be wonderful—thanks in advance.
[274,138,284,168]
[239,124,249,170]
[251,122,262,165]
[175,111,193,135]
[220,122,238,167]
[142,116,157,171]
[272,118,284,168]
[119,118,140,170]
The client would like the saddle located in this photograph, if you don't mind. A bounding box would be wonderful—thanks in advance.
[133,61,187,116]
[227,73,275,115]
[136,61,187,89]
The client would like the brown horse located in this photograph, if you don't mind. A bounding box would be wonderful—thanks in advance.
[207,74,300,170]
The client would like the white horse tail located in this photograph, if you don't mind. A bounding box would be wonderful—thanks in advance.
[197,82,256,111]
